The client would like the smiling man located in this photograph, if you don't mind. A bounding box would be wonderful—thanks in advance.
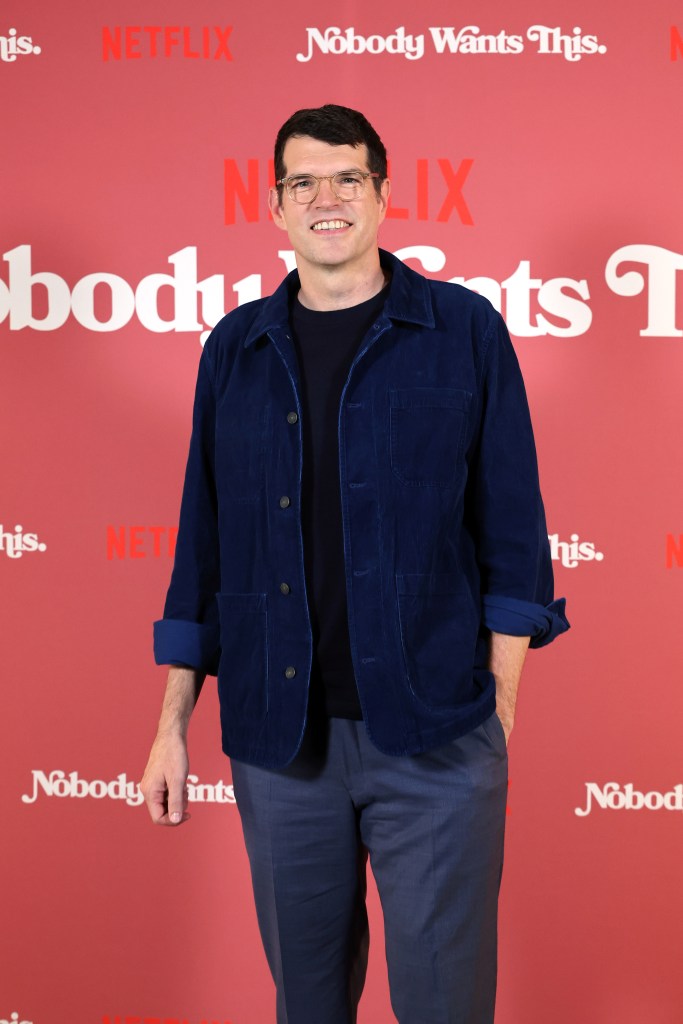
[269,134,389,309]
[141,104,569,1024]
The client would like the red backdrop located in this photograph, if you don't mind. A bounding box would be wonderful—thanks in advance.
[3,2,683,1022]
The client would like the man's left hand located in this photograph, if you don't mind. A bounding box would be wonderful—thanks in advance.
[489,631,530,749]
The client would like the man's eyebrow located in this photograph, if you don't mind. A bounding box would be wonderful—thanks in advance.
[287,167,366,176]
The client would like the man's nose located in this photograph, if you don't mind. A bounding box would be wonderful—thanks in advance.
[315,177,339,204]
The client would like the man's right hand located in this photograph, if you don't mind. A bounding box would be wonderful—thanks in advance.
[140,730,191,826]
[140,666,205,826]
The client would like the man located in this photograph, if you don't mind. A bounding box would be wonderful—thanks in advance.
[141,104,568,1024]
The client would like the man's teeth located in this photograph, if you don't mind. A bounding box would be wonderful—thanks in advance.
[312,220,351,231]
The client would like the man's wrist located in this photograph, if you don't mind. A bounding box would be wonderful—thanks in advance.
[155,665,205,739]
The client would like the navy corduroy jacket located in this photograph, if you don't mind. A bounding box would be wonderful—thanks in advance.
[154,249,568,768]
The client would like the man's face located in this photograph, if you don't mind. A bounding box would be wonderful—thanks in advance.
[269,136,390,276]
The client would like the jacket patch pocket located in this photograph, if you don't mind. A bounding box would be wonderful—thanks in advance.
[215,404,269,502]
[389,387,471,488]
[396,573,478,710]
[216,593,268,719]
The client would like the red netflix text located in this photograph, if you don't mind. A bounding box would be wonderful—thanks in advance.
[106,526,178,560]
[224,158,474,225]
[102,26,233,61]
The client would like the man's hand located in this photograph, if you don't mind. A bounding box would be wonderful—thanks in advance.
[140,666,205,826]
[140,730,190,826]
[488,632,531,746]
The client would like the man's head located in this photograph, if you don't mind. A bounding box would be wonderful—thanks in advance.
[274,104,387,199]
[269,104,391,292]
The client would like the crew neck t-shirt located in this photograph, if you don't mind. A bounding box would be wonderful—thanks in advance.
[290,284,389,720]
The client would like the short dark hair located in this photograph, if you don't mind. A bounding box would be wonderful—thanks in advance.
[274,104,387,197]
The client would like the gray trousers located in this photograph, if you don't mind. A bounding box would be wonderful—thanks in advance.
[231,713,508,1024]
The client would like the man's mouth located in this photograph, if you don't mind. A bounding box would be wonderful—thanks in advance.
[311,220,352,232]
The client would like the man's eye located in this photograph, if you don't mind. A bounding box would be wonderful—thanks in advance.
[292,178,314,189]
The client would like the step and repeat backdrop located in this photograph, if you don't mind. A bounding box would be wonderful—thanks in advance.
[2,1,683,1021]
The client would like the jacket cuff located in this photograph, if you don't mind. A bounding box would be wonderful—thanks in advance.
[153,619,220,675]
[481,595,570,649]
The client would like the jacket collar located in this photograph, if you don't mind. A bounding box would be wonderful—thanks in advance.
[243,248,435,348]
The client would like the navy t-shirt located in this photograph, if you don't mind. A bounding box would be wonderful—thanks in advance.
[290,284,389,719]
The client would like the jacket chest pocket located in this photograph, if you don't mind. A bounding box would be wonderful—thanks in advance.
[215,403,270,502]
[389,388,471,488]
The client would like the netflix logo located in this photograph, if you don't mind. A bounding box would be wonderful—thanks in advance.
[224,157,474,225]
[102,25,233,61]
[107,526,178,560]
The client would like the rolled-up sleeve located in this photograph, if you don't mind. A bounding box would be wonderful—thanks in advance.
[153,340,221,674]
[471,313,569,648]
[481,594,568,648]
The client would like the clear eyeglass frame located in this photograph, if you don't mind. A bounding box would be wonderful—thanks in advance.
[276,170,380,204]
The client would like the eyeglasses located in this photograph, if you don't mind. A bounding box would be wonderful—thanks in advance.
[276,170,380,204]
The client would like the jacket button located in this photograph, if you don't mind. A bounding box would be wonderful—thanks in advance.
[284,665,296,679]
[279,582,291,595]
[286,411,298,424]
[279,495,291,509]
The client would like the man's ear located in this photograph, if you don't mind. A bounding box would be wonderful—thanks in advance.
[377,178,391,225]
[268,187,288,231]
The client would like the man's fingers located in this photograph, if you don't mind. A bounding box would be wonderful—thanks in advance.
[167,775,189,825]
[140,773,189,826]
[147,788,168,824]
[140,734,191,826]
[155,808,191,826]
[143,784,190,826]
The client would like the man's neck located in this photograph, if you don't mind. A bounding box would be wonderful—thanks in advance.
[296,258,388,311]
